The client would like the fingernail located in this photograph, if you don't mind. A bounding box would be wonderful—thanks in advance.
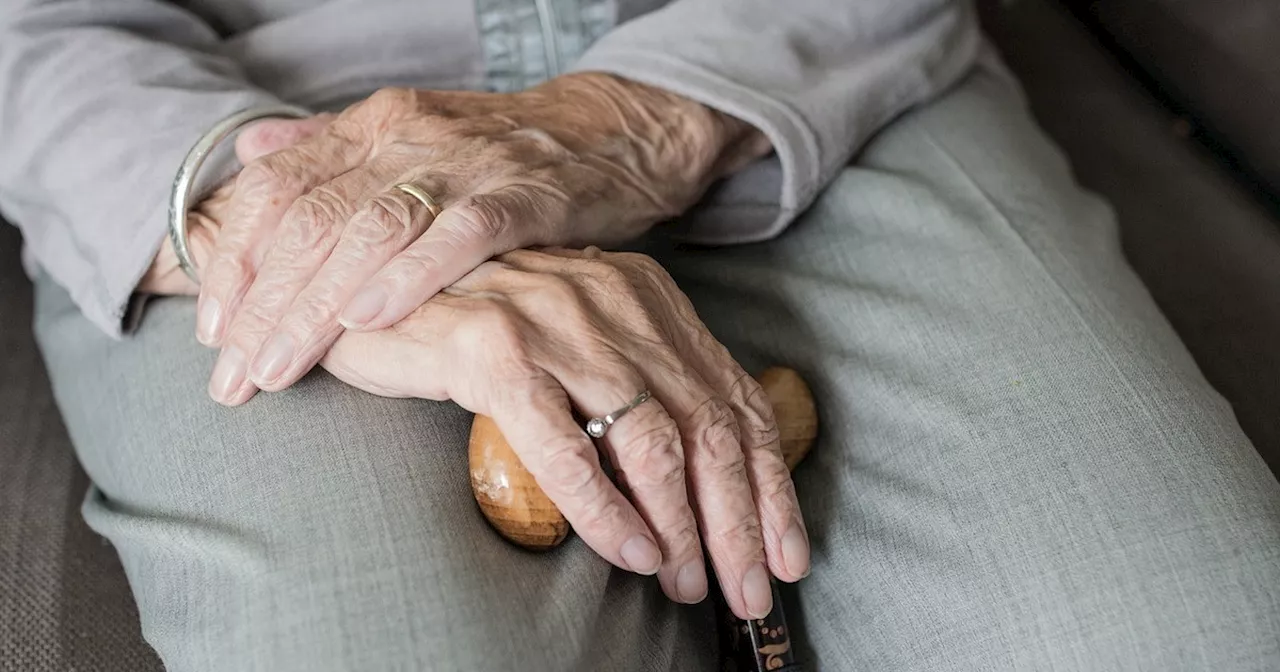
[676,561,708,603]
[742,563,774,619]
[197,297,222,345]
[339,286,388,329]
[619,536,661,576]
[209,347,247,403]
[250,333,294,384]
[781,524,811,580]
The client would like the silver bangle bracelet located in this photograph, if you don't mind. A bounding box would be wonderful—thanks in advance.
[167,103,312,284]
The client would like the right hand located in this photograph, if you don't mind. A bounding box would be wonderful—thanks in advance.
[323,247,810,620]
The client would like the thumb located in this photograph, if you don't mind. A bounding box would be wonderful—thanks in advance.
[234,114,334,164]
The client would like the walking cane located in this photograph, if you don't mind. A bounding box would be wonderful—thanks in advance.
[469,367,816,671]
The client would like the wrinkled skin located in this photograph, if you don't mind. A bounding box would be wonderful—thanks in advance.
[189,73,769,411]
[139,104,806,620]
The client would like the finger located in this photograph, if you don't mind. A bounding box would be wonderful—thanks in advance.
[639,359,769,619]
[517,248,780,617]
[547,344,706,606]
[495,373,663,576]
[247,174,449,390]
[318,296,463,401]
[207,157,401,405]
[616,253,807,584]
[599,340,766,619]
[699,357,806,583]
[197,119,371,347]
[498,252,765,614]
[234,115,335,164]
[457,261,702,593]
[339,184,559,331]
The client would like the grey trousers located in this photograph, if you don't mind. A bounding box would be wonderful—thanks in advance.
[33,65,1280,671]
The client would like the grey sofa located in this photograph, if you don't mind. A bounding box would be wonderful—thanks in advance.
[3,0,1277,668]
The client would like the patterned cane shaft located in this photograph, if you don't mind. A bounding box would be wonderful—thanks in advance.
[715,576,802,672]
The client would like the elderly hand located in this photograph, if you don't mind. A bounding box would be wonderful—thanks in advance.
[146,219,809,617]
[139,114,333,296]
[143,165,808,618]
[195,74,769,405]
[324,247,809,620]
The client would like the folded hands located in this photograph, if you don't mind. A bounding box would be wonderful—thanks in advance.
[140,73,805,619]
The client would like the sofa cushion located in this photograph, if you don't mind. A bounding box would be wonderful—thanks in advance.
[0,224,162,671]
[1063,0,1280,204]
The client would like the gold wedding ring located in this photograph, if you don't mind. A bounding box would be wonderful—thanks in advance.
[393,183,444,219]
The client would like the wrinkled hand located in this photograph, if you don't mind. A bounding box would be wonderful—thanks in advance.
[142,156,808,619]
[196,74,768,406]
[324,247,809,620]
[139,114,333,296]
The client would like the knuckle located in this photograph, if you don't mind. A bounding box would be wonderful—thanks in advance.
[502,127,574,160]
[757,464,798,506]
[281,189,346,251]
[614,252,673,287]
[351,196,414,246]
[745,421,783,458]
[451,196,510,242]
[573,259,648,320]
[236,159,289,194]
[528,273,583,313]
[209,253,253,287]
[461,303,529,362]
[624,422,685,489]
[469,135,508,159]
[228,299,278,339]
[582,493,628,533]
[707,514,764,552]
[292,294,338,332]
[389,245,444,283]
[540,438,604,499]
[657,519,702,555]
[730,373,780,451]
[614,251,662,274]
[580,258,631,291]
[691,398,742,458]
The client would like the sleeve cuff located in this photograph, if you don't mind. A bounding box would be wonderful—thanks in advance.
[570,47,822,245]
[97,93,283,339]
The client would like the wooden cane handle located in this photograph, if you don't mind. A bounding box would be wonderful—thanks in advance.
[468,367,818,551]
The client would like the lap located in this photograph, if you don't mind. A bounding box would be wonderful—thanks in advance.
[34,64,1280,671]
[34,277,711,671]
[648,66,1280,669]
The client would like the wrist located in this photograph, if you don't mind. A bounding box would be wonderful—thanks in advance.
[138,183,230,296]
[531,72,770,214]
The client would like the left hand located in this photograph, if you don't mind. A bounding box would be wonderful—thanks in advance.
[196,74,769,405]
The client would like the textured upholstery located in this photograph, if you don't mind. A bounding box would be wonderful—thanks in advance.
[0,223,163,671]
[0,0,1277,668]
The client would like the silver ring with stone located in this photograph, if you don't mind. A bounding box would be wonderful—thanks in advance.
[168,103,312,285]
[585,390,653,438]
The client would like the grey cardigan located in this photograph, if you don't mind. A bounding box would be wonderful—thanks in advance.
[0,0,981,337]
